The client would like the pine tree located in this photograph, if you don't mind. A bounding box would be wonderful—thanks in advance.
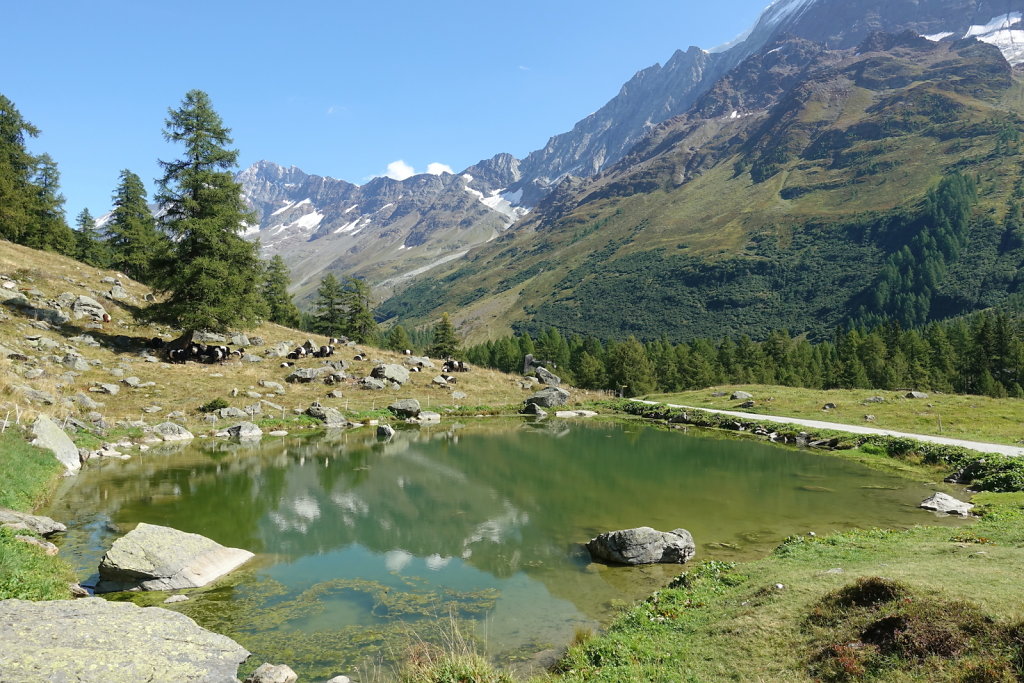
[0,95,41,245]
[384,324,412,352]
[108,169,165,282]
[340,276,378,343]
[74,208,110,267]
[313,273,345,336]
[606,337,657,397]
[148,90,266,332]
[427,312,461,359]
[260,255,300,327]
[26,154,75,255]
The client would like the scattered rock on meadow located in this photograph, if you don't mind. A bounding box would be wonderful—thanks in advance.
[306,403,346,427]
[218,407,248,419]
[371,363,410,386]
[16,534,59,555]
[416,411,441,423]
[905,391,929,399]
[731,391,753,400]
[358,377,387,391]
[71,294,107,321]
[586,527,696,566]
[91,382,120,396]
[535,366,561,387]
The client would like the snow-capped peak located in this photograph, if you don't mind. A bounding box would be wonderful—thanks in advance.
[922,12,1024,65]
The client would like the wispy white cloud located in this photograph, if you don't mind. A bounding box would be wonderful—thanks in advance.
[518,65,530,71]
[426,162,453,175]
[384,160,415,180]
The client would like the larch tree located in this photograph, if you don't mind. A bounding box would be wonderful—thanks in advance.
[107,169,165,282]
[385,324,412,352]
[340,276,378,343]
[74,208,110,267]
[313,273,345,336]
[262,255,300,327]
[0,95,40,245]
[427,312,461,359]
[148,90,266,332]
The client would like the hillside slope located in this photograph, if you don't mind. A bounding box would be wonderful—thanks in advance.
[0,240,595,444]
[380,34,1024,343]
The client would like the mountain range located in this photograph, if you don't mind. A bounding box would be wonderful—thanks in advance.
[239,0,1024,341]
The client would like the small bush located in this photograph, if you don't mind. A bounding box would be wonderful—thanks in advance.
[198,397,229,413]
[830,577,911,609]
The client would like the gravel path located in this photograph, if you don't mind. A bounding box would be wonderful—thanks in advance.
[633,400,1024,457]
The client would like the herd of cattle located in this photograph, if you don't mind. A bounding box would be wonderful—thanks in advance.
[150,335,472,373]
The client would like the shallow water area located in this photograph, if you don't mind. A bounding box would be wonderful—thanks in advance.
[46,419,967,679]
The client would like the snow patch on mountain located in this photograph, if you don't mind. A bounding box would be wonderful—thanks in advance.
[923,13,1024,64]
[760,0,818,29]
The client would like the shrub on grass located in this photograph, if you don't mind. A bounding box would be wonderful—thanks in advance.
[198,397,230,413]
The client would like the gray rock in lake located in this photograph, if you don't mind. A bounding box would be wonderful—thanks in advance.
[245,663,299,683]
[521,402,548,417]
[535,366,561,387]
[153,422,195,442]
[525,386,571,408]
[731,391,753,400]
[227,422,263,440]
[417,411,441,423]
[0,508,66,536]
[97,522,254,592]
[388,398,421,418]
[30,413,80,473]
[377,424,396,438]
[586,527,696,565]
[920,492,974,517]
[0,598,249,682]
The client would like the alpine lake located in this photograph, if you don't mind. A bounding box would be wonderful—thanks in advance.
[44,417,968,680]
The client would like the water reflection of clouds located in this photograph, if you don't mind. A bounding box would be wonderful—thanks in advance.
[425,554,451,571]
[385,549,413,572]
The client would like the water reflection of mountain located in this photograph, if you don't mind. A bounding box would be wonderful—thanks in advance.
[51,421,950,591]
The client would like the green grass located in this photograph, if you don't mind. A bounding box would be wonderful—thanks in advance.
[0,429,74,601]
[648,384,1024,447]
[0,429,64,510]
[538,494,1024,682]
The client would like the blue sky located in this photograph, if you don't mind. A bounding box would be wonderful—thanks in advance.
[6,0,773,220]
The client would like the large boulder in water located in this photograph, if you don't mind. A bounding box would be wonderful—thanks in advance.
[388,399,421,418]
[0,598,249,682]
[0,508,66,536]
[96,522,253,592]
[586,527,696,565]
[920,492,974,517]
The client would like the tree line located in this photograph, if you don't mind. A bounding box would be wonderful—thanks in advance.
[0,91,301,332]
[461,310,1024,398]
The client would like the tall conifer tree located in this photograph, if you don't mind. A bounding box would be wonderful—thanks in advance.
[149,90,266,331]
[262,255,300,327]
[74,208,110,267]
[427,313,461,359]
[313,273,345,336]
[0,95,40,245]
[108,169,165,282]
[340,276,378,343]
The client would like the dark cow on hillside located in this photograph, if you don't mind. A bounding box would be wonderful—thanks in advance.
[442,360,468,373]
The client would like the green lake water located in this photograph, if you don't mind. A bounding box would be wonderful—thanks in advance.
[45,419,966,679]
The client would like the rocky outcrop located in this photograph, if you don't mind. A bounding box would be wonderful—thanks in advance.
[586,526,696,565]
[0,598,250,682]
[306,403,347,427]
[96,523,254,592]
[535,366,561,387]
[30,414,80,473]
[245,663,299,683]
[920,492,973,517]
[227,422,263,440]
[731,391,753,400]
[71,294,108,321]
[0,508,66,536]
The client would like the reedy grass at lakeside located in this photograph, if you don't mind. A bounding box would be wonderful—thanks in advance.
[0,429,75,601]
[647,385,1024,447]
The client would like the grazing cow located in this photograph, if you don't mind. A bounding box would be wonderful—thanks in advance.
[281,361,294,368]
[442,374,457,384]
[149,337,166,350]
[403,349,411,355]
[353,353,366,361]
[410,366,421,373]
[168,348,188,363]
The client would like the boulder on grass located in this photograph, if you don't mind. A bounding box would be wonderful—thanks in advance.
[586,527,696,566]
[306,403,347,427]
[388,399,421,418]
[731,391,753,400]
[227,422,263,440]
[153,422,195,442]
[0,508,66,536]
[96,522,253,592]
[535,366,561,387]
[905,391,929,399]
[525,386,570,408]
[30,414,81,473]
[0,598,249,682]
[371,363,410,386]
